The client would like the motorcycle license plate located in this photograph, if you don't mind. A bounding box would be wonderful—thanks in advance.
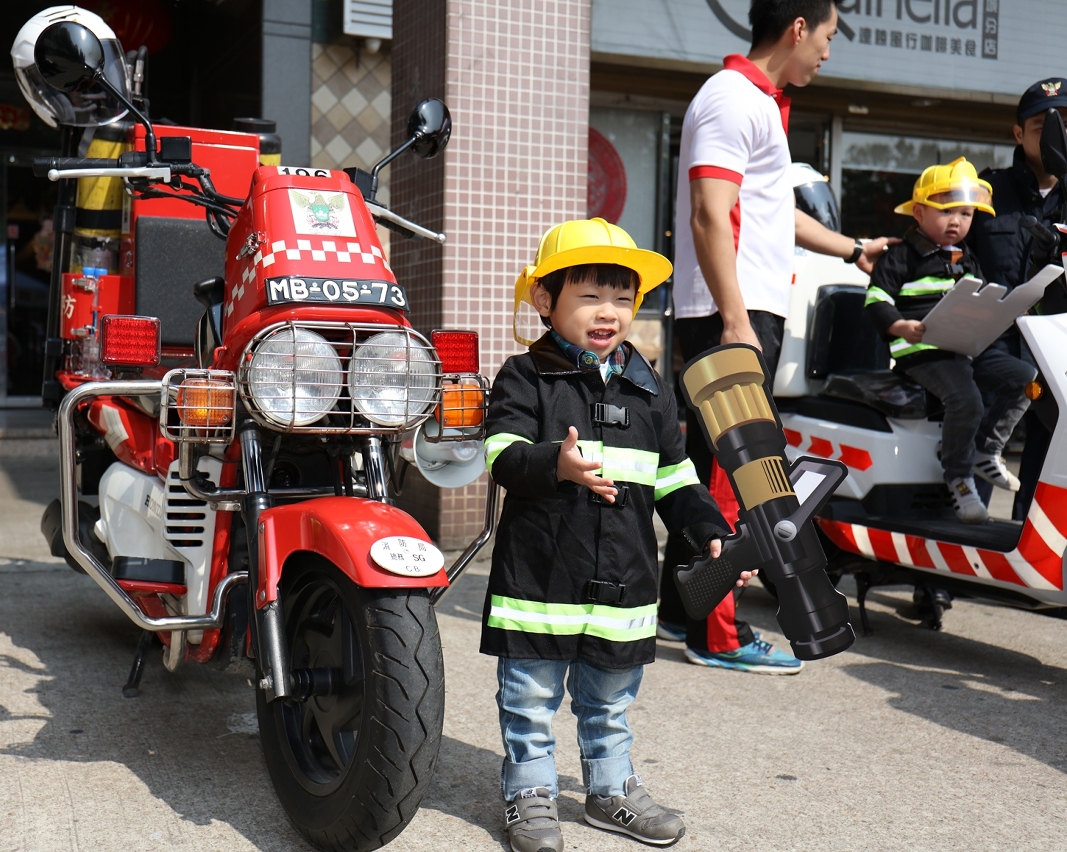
[266,276,408,310]
[370,536,445,577]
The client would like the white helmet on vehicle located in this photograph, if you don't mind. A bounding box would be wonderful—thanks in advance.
[11,5,130,129]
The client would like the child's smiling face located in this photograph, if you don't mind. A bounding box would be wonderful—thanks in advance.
[532,274,637,360]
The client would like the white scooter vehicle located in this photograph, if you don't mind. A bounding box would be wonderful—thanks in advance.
[773,146,1067,635]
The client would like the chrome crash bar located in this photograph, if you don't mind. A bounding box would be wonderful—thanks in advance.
[58,380,246,632]
[430,478,499,606]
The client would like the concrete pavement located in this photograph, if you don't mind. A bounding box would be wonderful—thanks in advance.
[1,444,1066,851]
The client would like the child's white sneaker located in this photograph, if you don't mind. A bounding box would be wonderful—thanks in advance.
[948,477,988,523]
[974,452,1020,491]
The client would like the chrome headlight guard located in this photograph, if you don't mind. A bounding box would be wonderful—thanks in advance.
[237,321,443,434]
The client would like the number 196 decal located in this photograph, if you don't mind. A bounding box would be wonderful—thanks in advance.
[265,276,408,310]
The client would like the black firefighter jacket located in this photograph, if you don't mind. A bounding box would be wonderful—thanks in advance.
[480,335,730,669]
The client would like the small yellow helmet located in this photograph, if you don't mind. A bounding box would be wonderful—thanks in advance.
[513,218,672,345]
[894,156,995,216]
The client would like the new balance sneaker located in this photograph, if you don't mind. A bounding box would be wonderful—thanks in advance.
[584,774,685,846]
[948,476,989,523]
[974,452,1020,491]
[655,619,686,641]
[504,788,563,852]
[684,638,803,674]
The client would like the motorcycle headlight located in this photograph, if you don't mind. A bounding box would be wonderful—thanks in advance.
[349,331,439,427]
[247,328,342,427]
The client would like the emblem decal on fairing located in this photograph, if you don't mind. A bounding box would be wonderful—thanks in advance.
[289,189,358,237]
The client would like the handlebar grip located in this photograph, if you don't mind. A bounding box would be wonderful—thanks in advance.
[33,157,121,177]
[1020,214,1059,251]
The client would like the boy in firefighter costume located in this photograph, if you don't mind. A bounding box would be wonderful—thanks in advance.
[482,218,737,852]
[864,158,1036,523]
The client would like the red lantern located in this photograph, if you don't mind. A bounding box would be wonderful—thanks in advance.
[86,0,173,55]
[588,127,627,224]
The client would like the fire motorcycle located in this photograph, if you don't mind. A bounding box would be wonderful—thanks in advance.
[773,136,1067,635]
[14,8,494,851]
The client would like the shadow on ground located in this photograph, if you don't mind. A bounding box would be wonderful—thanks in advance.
[735,577,1067,776]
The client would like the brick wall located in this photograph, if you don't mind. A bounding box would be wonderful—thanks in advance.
[393,0,591,548]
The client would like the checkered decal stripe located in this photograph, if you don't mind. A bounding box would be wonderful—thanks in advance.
[229,238,394,316]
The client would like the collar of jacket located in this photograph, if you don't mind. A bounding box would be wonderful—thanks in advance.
[903,225,944,257]
[528,334,659,395]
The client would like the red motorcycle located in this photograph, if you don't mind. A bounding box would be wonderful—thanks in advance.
[16,9,493,851]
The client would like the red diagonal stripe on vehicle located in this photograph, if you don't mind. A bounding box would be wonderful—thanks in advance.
[936,543,977,576]
[905,534,935,569]
[867,528,898,563]
[976,549,1026,587]
[1017,522,1063,588]
[1034,482,1067,540]
[817,518,858,553]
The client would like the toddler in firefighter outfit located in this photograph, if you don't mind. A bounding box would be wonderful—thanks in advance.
[482,218,738,852]
[864,158,1037,523]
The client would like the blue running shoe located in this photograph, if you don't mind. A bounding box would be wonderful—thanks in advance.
[655,619,686,641]
[684,638,803,674]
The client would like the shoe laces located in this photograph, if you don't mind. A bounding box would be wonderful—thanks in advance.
[751,638,774,654]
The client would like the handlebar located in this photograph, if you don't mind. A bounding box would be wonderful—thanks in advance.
[1021,214,1060,253]
[33,157,120,177]
[365,201,446,245]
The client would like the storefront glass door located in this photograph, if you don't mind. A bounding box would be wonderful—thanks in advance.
[839,131,1015,239]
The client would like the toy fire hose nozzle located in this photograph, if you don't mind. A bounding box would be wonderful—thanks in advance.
[675,344,856,661]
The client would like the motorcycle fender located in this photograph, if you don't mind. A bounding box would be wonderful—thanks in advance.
[256,497,448,607]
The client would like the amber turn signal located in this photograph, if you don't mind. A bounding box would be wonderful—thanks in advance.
[1025,380,1043,402]
[436,378,485,428]
[176,378,236,427]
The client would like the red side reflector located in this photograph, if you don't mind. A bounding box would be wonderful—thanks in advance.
[101,315,161,367]
[432,330,479,373]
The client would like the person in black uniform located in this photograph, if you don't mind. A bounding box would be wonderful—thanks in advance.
[967,78,1067,519]
[482,218,737,852]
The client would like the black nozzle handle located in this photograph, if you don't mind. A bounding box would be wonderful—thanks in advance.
[674,526,762,620]
[1021,215,1060,252]
[33,157,120,177]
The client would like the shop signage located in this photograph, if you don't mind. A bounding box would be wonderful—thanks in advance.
[592,0,1067,97]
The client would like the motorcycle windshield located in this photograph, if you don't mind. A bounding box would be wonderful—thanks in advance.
[15,37,129,128]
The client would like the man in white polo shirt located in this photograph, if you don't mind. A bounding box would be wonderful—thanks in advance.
[659,0,893,673]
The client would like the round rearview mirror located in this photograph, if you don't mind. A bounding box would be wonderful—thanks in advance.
[407,99,452,159]
[34,21,106,92]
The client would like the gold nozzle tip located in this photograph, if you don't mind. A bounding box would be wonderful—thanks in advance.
[681,346,766,405]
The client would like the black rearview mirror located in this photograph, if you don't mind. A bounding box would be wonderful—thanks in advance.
[407,99,452,159]
[34,21,105,92]
[1039,107,1067,181]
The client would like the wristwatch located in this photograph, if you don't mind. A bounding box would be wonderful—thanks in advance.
[845,238,864,264]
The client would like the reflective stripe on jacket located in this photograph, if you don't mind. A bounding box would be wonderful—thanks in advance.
[864,227,984,369]
[480,335,729,668]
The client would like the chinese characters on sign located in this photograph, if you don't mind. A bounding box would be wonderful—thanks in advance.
[845,0,997,61]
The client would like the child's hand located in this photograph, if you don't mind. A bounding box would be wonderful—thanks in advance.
[888,319,925,344]
[557,426,617,502]
[705,539,758,587]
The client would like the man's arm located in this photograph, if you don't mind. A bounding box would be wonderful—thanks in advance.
[690,176,762,349]
[794,208,896,274]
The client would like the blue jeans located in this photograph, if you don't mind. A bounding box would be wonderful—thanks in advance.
[497,657,642,800]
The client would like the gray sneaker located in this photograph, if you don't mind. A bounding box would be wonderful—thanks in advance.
[584,774,685,846]
[504,787,563,852]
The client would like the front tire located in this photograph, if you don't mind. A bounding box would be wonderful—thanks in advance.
[257,556,445,852]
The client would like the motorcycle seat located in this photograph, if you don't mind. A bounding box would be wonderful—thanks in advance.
[821,370,943,420]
